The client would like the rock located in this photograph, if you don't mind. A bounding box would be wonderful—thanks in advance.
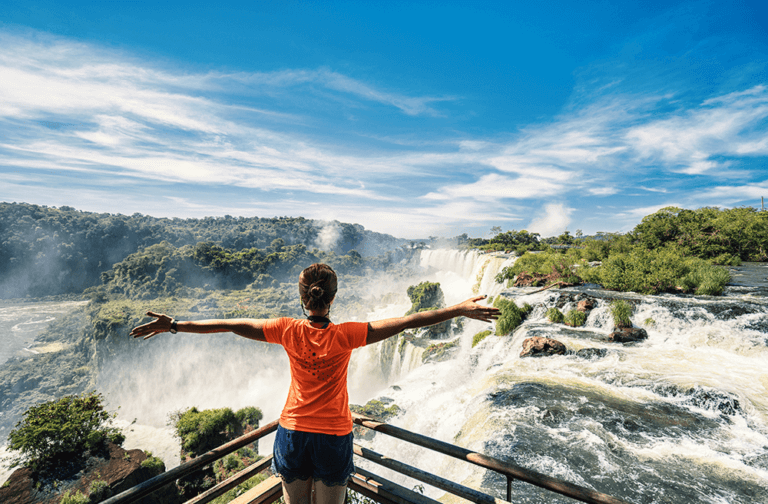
[577,299,595,312]
[0,444,179,504]
[520,337,567,357]
[574,348,607,359]
[607,327,648,343]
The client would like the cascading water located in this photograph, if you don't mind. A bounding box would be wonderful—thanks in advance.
[2,250,767,504]
[355,251,768,504]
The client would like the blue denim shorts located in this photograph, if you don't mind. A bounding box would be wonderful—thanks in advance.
[271,424,355,486]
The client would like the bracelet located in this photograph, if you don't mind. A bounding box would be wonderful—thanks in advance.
[170,319,178,334]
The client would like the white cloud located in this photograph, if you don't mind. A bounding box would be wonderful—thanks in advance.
[588,186,618,196]
[625,85,768,174]
[527,203,573,237]
[423,173,564,201]
[2,29,768,239]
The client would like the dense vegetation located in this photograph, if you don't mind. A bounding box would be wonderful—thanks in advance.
[172,406,262,457]
[492,206,768,295]
[171,406,264,499]
[5,392,124,473]
[0,202,405,298]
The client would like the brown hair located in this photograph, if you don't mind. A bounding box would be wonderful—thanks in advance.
[299,263,338,312]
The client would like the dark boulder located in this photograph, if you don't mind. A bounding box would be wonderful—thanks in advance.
[608,327,648,343]
[0,444,179,504]
[577,299,595,312]
[520,336,567,357]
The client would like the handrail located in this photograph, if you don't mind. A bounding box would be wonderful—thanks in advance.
[353,444,508,504]
[352,413,633,504]
[97,414,632,504]
[185,455,273,504]
[349,466,442,504]
[100,419,278,504]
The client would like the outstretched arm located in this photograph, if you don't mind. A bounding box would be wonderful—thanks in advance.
[366,295,499,345]
[129,311,268,342]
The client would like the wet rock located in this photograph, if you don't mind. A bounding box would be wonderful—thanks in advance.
[687,387,741,416]
[652,384,742,416]
[577,299,595,312]
[520,336,567,357]
[350,398,402,441]
[574,348,608,359]
[607,327,648,343]
[422,339,460,363]
[0,444,178,504]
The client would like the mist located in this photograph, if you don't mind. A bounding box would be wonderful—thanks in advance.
[96,250,501,467]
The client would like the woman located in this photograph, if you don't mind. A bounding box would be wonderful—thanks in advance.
[129,263,499,504]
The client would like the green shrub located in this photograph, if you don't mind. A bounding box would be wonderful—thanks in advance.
[681,263,731,295]
[546,308,564,323]
[644,317,656,327]
[422,340,459,363]
[564,309,586,327]
[89,479,112,502]
[60,490,90,504]
[495,249,586,286]
[6,392,123,472]
[173,407,239,457]
[349,399,401,422]
[140,451,166,474]
[493,297,529,335]
[235,407,263,428]
[471,330,492,348]
[586,247,730,295]
[609,300,633,328]
[711,253,741,266]
[405,281,445,314]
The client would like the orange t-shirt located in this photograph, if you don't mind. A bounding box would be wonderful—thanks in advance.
[264,318,368,435]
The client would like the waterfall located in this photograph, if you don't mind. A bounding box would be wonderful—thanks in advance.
[354,254,768,504]
[4,251,767,503]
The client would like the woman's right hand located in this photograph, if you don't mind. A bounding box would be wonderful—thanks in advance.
[129,311,173,340]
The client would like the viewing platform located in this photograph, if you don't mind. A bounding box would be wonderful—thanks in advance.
[100,414,632,504]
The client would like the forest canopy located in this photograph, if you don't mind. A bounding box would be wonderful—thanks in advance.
[0,202,405,298]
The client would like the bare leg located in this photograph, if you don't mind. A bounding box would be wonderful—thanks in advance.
[313,481,347,504]
[282,478,313,504]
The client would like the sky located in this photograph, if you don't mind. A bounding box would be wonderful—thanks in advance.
[1,1,767,239]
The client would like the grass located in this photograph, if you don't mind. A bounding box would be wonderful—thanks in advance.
[563,309,586,327]
[472,330,492,348]
[493,297,532,335]
[609,300,633,328]
[546,308,564,323]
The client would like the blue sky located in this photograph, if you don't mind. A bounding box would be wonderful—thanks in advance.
[1,1,767,239]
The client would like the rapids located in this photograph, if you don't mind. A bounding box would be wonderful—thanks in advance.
[1,251,767,503]
[351,252,768,504]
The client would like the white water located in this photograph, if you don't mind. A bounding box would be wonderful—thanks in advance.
[354,253,768,503]
[2,251,767,503]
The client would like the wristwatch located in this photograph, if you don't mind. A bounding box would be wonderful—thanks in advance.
[170,319,178,334]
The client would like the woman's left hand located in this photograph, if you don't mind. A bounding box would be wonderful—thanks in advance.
[456,296,501,322]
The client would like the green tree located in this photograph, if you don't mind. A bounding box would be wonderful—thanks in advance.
[6,392,124,472]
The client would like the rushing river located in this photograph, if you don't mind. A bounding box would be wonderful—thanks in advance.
[1,252,767,503]
[353,252,768,504]
[0,299,88,366]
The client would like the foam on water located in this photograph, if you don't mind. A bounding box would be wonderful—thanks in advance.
[2,251,767,502]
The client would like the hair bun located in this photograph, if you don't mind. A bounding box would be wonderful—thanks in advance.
[309,285,324,299]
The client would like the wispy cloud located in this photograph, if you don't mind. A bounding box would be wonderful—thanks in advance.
[1,28,767,238]
[625,86,768,175]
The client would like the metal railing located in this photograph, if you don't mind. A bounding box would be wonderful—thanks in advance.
[100,414,633,504]
[351,413,632,504]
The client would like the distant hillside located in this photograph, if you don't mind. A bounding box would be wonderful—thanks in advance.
[0,202,406,298]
